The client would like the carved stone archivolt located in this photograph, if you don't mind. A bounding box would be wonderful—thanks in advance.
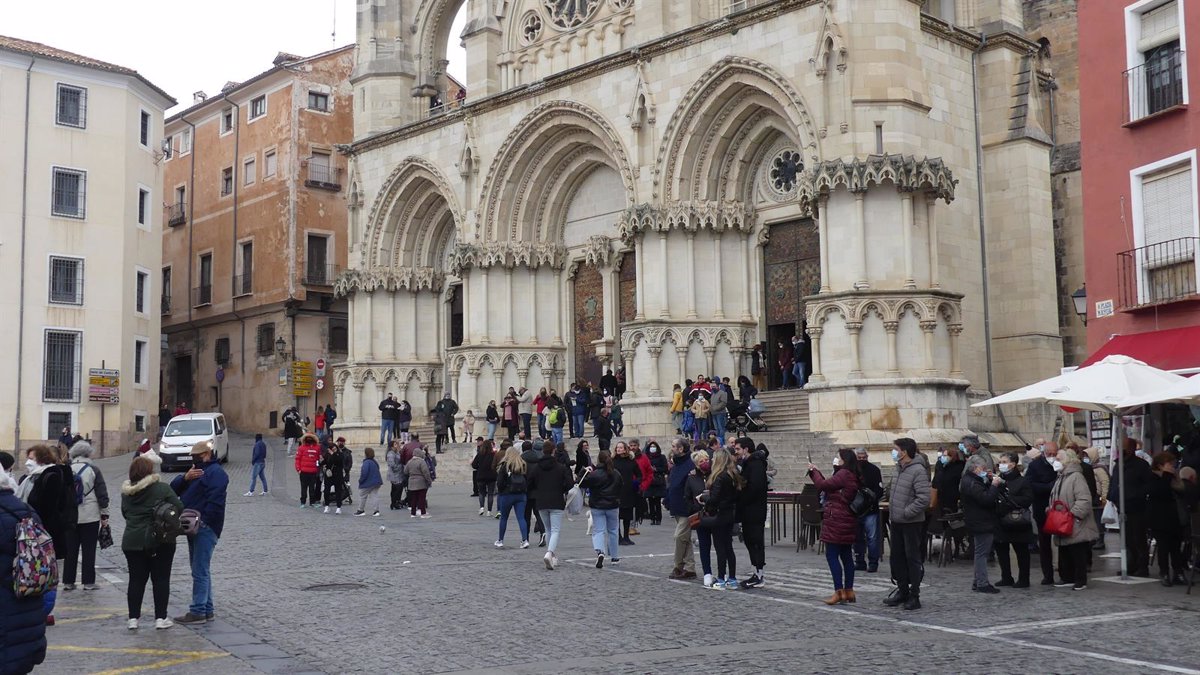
[797,154,958,212]
[804,290,964,333]
[616,201,756,243]
[446,241,568,276]
[340,365,440,389]
[445,348,562,375]
[619,324,756,353]
[333,266,445,298]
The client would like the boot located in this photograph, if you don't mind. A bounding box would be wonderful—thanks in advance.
[903,587,921,610]
[823,589,845,605]
[842,589,857,604]
[883,586,908,607]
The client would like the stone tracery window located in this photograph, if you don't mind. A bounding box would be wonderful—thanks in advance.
[543,0,600,29]
[608,0,633,9]
[520,11,545,44]
[769,149,803,196]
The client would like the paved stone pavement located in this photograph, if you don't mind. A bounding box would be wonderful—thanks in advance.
[37,432,1200,674]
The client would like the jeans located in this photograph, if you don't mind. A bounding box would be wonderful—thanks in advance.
[487,422,497,440]
[854,513,881,565]
[826,543,855,590]
[694,417,709,441]
[781,366,793,388]
[551,427,564,445]
[477,481,496,512]
[672,411,683,432]
[712,412,728,444]
[793,362,807,387]
[696,526,713,575]
[591,508,620,557]
[249,462,268,493]
[537,413,547,438]
[379,419,395,444]
[539,509,565,553]
[673,516,696,573]
[572,413,586,437]
[187,525,218,616]
[520,413,532,439]
[889,521,925,595]
[125,543,175,620]
[64,520,100,585]
[972,532,995,588]
[498,493,529,542]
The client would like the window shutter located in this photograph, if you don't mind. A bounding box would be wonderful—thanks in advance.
[1141,164,1195,245]
[1139,1,1180,52]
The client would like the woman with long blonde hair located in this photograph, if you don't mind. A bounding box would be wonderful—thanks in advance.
[701,448,743,589]
[494,446,530,549]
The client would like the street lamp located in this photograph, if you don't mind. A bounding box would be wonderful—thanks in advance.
[1071,285,1087,326]
[275,335,289,359]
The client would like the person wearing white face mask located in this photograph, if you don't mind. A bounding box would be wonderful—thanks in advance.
[993,452,1033,588]
[1026,440,1060,585]
[959,455,1003,593]
[1048,449,1099,590]
[884,438,930,610]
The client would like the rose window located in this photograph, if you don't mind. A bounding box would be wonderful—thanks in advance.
[520,11,544,44]
[770,149,803,195]
[543,0,600,29]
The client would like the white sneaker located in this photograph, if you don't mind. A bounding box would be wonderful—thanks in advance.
[479,507,486,516]
[334,508,341,515]
[243,491,254,497]
[258,491,268,496]
[155,618,173,630]
[127,618,139,630]
[703,574,714,588]
[494,540,505,548]
[323,506,330,514]
[544,552,554,570]
[520,540,530,549]
[410,513,417,518]
[420,513,431,519]
[372,512,381,517]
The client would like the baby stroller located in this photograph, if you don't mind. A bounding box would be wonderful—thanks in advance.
[728,399,767,436]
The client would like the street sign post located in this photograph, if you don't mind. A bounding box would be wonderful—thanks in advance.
[292,360,314,398]
[316,358,326,377]
[316,378,325,390]
[88,368,120,404]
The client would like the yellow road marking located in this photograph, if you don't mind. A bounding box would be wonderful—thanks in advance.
[53,612,123,624]
[48,645,229,674]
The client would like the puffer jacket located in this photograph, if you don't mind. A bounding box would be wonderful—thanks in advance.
[0,490,47,674]
[527,456,573,511]
[170,459,228,538]
[644,451,669,499]
[120,474,184,552]
[682,471,707,517]
[386,449,405,485]
[472,450,497,483]
[665,454,696,517]
[809,467,859,545]
[359,458,384,491]
[581,467,622,510]
[294,442,321,474]
[403,455,431,491]
[959,470,1002,535]
[994,469,1034,544]
[738,450,770,524]
[702,471,738,526]
[890,453,932,524]
[70,458,109,524]
[1050,465,1100,546]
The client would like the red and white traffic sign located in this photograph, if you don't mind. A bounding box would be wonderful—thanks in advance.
[315,358,327,377]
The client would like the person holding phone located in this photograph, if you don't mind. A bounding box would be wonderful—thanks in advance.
[959,455,1003,594]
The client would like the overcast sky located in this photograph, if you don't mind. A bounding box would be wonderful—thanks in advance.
[6,0,466,113]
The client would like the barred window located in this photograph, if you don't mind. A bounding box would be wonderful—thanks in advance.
[52,167,86,218]
[329,317,348,353]
[214,337,230,365]
[135,339,148,384]
[43,330,81,402]
[47,411,72,440]
[135,414,145,432]
[256,322,275,356]
[139,110,150,146]
[56,84,87,128]
[136,270,148,313]
[49,256,84,305]
[221,167,233,196]
[138,188,149,225]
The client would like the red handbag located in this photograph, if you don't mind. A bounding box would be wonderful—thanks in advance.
[1043,499,1075,537]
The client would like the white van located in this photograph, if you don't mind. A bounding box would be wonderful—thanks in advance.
[157,413,230,472]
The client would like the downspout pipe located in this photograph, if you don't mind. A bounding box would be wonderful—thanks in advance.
[14,58,34,451]
[220,94,248,386]
[182,115,199,409]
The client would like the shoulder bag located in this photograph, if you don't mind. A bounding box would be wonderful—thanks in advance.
[1043,499,1075,537]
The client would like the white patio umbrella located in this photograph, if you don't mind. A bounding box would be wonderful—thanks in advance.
[1121,372,1200,407]
[972,354,1186,579]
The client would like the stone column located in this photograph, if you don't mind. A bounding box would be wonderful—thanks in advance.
[622,349,636,398]
[949,325,963,377]
[926,194,940,289]
[363,290,375,359]
[901,191,916,289]
[817,197,831,292]
[658,232,670,319]
[347,295,357,362]
[634,236,646,320]
[553,268,565,346]
[676,348,687,387]
[503,267,515,344]
[685,232,698,319]
[846,322,863,378]
[386,290,399,360]
[921,320,938,375]
[351,383,364,423]
[712,232,725,319]
[462,272,472,346]
[703,346,715,378]
[528,267,539,345]
[884,320,901,376]
[739,233,753,320]
[407,291,418,359]
[853,192,869,289]
[808,327,824,383]
[479,268,491,344]
[467,367,481,415]
[647,346,662,397]
[517,368,529,391]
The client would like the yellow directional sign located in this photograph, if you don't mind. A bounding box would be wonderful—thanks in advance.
[292,361,314,397]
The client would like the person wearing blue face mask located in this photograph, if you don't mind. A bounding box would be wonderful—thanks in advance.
[993,452,1033,588]
[883,438,930,610]
[959,455,1003,593]
[933,446,967,559]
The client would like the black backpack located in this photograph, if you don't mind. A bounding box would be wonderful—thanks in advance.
[152,501,184,543]
[506,468,528,494]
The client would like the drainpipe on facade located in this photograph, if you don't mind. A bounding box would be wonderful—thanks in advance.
[14,58,35,451]
[182,115,200,410]
[221,95,248,389]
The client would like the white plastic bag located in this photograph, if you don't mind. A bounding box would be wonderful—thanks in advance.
[1100,500,1118,526]
[566,485,585,516]
[585,509,594,535]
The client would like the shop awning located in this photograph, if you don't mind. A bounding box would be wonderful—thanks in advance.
[1079,325,1200,372]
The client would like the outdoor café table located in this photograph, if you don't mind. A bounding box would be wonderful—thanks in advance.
[767,491,802,549]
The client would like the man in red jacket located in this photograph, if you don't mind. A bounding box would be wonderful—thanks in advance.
[294,434,322,507]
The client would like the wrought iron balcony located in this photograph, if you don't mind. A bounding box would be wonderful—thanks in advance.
[1118,236,1199,309]
[166,202,186,226]
[160,293,171,315]
[192,285,213,307]
[232,273,253,297]
[304,264,339,287]
[1124,47,1186,124]
[305,164,341,190]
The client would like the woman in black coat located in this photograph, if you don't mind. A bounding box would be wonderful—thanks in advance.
[993,452,1033,588]
[611,442,642,545]
[644,442,669,525]
[574,440,592,480]
[1,464,47,674]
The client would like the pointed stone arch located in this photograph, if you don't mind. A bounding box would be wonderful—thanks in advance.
[364,157,465,270]
[479,100,636,244]
[655,56,821,203]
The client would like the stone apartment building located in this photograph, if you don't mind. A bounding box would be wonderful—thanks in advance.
[0,36,174,453]
[331,0,1084,448]
[160,46,354,432]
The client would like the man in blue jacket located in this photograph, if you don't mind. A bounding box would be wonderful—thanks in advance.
[665,439,697,580]
[172,441,229,624]
[244,433,268,496]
